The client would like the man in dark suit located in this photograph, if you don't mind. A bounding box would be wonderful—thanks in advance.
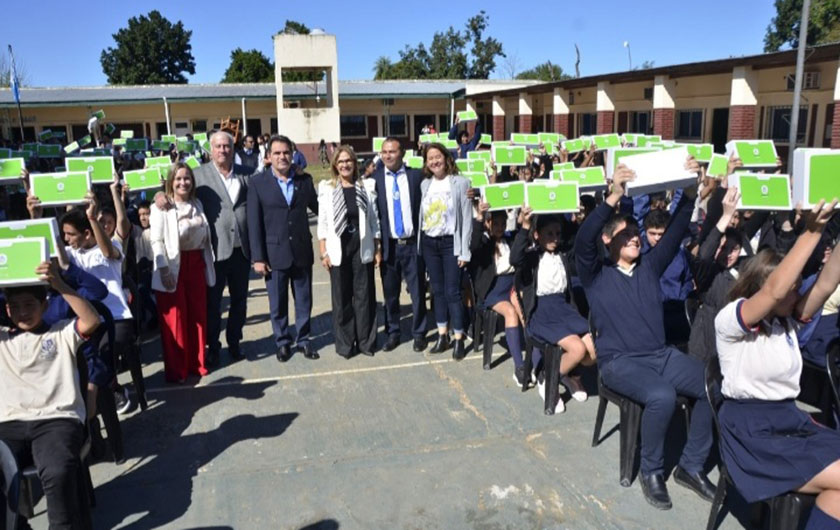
[195,130,254,366]
[373,137,428,352]
[248,135,319,361]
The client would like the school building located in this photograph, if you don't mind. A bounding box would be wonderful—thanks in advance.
[2,32,840,163]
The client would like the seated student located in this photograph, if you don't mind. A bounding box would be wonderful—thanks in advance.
[641,208,694,346]
[715,199,840,528]
[575,161,715,510]
[0,261,100,529]
[469,202,527,385]
[61,195,135,414]
[512,207,596,413]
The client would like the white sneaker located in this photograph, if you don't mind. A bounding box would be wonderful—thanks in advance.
[537,372,546,402]
[553,396,566,414]
[562,375,588,403]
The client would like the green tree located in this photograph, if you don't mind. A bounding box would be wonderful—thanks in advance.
[632,60,655,70]
[516,61,570,82]
[221,48,274,83]
[764,0,840,51]
[276,19,324,82]
[373,11,504,79]
[100,10,195,84]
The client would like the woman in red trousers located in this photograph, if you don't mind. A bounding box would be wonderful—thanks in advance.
[150,162,216,383]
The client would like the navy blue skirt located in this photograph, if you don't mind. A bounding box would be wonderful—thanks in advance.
[800,313,838,367]
[718,399,840,503]
[481,274,514,309]
[527,293,588,345]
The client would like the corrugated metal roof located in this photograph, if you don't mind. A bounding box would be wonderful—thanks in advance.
[0,80,470,106]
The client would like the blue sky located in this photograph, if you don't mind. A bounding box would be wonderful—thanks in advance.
[6,1,780,87]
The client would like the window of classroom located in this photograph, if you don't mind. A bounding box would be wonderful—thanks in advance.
[676,110,703,140]
[766,105,808,143]
[340,115,367,138]
[192,120,207,132]
[383,115,407,137]
[629,111,651,134]
[579,113,597,136]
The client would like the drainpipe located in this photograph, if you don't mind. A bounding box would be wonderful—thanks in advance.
[163,97,171,136]
[241,97,248,135]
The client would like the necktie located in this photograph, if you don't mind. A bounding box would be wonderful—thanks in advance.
[392,173,405,238]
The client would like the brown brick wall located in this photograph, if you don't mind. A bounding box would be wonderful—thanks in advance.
[831,103,840,149]
[653,108,675,140]
[728,105,757,140]
[553,114,570,138]
[596,111,614,134]
[518,114,533,134]
[493,115,505,141]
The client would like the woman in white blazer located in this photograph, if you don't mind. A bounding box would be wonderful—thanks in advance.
[317,145,381,358]
[150,162,216,383]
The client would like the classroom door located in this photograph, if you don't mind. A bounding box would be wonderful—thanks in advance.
[712,108,729,153]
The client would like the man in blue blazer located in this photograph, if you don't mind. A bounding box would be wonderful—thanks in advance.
[247,135,319,362]
[373,137,428,352]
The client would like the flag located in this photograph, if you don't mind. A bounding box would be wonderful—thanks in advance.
[8,46,20,104]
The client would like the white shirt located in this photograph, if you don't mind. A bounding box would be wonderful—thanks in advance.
[384,166,414,239]
[67,241,133,320]
[0,320,86,423]
[495,239,514,275]
[715,298,802,401]
[421,176,456,238]
[536,252,568,296]
[214,163,240,204]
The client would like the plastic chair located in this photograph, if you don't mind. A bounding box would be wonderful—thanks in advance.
[704,357,816,530]
[88,300,124,463]
[825,344,840,427]
[799,356,837,429]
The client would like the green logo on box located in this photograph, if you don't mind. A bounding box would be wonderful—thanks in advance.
[739,175,791,209]
[483,183,525,210]
[808,153,840,205]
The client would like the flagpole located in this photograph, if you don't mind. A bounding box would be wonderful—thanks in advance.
[8,45,25,141]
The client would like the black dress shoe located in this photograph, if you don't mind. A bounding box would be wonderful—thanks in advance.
[429,333,450,354]
[206,347,220,368]
[640,473,672,510]
[673,467,716,502]
[228,342,243,360]
[276,345,292,363]
[300,343,320,360]
[382,335,400,352]
[412,336,427,352]
[452,338,466,361]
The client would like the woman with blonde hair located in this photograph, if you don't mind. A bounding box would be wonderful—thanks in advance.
[317,145,381,358]
[151,162,216,382]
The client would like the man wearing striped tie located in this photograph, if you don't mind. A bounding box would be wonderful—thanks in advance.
[247,135,320,362]
[372,137,428,352]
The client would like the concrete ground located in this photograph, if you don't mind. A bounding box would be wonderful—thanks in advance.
[28,221,754,530]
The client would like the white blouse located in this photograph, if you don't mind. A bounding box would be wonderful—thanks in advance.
[174,200,210,251]
[495,239,514,276]
[714,298,802,401]
[536,252,567,296]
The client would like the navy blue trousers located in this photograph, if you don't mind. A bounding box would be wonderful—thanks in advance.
[265,264,312,348]
[380,238,427,339]
[599,347,713,475]
[422,235,464,334]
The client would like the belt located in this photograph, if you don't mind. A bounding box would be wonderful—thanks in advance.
[394,237,416,246]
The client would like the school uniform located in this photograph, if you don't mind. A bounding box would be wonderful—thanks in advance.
[418,175,473,334]
[797,279,840,367]
[715,299,840,503]
[575,194,713,476]
[317,180,381,356]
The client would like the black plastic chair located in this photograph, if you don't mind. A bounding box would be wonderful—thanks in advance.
[704,356,816,530]
[825,344,840,427]
[88,300,124,463]
[799,356,837,429]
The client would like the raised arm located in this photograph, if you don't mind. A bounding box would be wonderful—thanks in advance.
[110,172,131,241]
[465,120,483,152]
[85,192,120,260]
[740,200,837,327]
[509,206,533,268]
[798,215,840,320]
[698,187,740,261]
[647,157,700,277]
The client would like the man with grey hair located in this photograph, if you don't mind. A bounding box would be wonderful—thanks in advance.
[194,130,254,365]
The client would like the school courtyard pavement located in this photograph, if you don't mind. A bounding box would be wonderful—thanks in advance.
[30,220,754,530]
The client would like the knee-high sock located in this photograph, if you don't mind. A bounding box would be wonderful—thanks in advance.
[504,327,523,368]
[805,506,840,530]
[531,347,542,373]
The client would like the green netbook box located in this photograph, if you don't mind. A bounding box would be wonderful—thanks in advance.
[0,158,25,182]
[0,237,49,287]
[622,133,639,145]
[592,133,621,150]
[193,132,208,143]
[372,137,386,152]
[457,110,478,122]
[479,134,492,145]
[441,139,459,149]
[0,218,62,257]
[405,156,423,169]
[125,138,148,152]
[526,181,579,213]
[562,137,593,153]
[30,171,91,206]
[123,167,163,191]
[685,143,714,163]
[553,162,574,171]
[419,134,436,144]
[538,132,564,146]
[792,148,840,209]
[706,154,729,178]
[37,144,62,158]
[636,135,662,147]
[468,150,492,163]
[725,140,778,168]
[555,166,607,189]
[185,156,201,170]
[510,133,540,146]
[606,147,661,177]
[462,171,489,188]
[145,156,172,169]
[65,156,115,184]
[492,145,528,166]
[728,173,792,210]
[483,182,526,211]
[456,159,486,173]
[63,142,79,154]
[152,140,172,151]
[161,134,177,144]
[120,130,134,139]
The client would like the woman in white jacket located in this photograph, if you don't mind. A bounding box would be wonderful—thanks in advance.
[151,162,216,382]
[318,145,381,358]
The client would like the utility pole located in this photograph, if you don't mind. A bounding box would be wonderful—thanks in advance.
[787,0,811,171]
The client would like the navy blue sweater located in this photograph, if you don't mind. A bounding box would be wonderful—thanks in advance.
[448,121,482,159]
[574,193,693,363]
